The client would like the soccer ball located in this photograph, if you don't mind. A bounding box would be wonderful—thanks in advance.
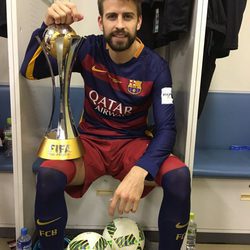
[103,217,145,250]
[67,232,111,250]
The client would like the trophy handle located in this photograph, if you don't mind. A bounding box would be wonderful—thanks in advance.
[35,35,56,133]
[54,35,84,139]
[64,37,85,138]
[55,36,66,139]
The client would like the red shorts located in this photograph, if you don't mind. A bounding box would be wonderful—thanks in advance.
[63,134,186,198]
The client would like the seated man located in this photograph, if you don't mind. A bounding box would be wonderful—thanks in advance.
[20,0,191,249]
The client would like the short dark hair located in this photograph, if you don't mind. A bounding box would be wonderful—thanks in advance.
[97,0,142,17]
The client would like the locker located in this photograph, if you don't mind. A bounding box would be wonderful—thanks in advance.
[5,0,209,248]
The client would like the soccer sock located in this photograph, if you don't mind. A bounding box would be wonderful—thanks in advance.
[158,167,191,250]
[35,167,68,250]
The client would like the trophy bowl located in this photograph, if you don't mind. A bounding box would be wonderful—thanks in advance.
[43,24,77,58]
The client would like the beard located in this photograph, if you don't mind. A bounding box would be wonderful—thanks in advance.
[104,28,137,52]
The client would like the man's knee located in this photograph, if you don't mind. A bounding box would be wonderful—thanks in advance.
[36,168,67,199]
[161,167,191,200]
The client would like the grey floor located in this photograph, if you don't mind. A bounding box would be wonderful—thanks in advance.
[145,241,250,250]
[1,238,250,250]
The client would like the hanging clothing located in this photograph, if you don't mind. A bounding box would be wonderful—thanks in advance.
[138,0,193,49]
[0,0,7,38]
[206,0,247,58]
[198,0,247,118]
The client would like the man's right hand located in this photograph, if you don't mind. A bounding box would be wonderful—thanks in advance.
[45,0,84,26]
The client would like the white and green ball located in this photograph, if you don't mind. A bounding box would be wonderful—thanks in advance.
[67,232,111,250]
[103,217,145,250]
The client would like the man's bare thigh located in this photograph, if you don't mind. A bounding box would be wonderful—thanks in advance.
[68,158,85,186]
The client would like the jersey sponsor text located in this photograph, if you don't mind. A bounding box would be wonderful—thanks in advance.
[89,90,133,117]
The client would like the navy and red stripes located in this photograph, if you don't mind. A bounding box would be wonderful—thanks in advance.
[20,26,176,178]
[82,54,154,97]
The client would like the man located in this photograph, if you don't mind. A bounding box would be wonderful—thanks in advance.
[21,0,191,249]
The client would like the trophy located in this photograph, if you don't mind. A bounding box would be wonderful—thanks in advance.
[36,24,85,160]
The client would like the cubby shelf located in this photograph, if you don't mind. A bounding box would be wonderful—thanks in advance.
[0,152,13,172]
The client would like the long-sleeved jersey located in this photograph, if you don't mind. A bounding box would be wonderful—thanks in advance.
[20,23,176,179]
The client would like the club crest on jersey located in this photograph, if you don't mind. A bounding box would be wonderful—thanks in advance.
[128,80,142,95]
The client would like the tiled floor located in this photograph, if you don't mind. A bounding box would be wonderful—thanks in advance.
[1,238,250,250]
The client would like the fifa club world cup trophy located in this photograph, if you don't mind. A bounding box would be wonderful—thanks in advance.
[36,24,85,160]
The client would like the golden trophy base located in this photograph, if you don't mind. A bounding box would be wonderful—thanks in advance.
[37,136,84,160]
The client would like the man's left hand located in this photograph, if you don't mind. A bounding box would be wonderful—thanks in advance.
[109,166,148,217]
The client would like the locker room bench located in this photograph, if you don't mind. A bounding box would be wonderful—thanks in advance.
[0,84,12,172]
[193,92,250,178]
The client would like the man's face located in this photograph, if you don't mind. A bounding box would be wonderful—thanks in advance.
[98,0,142,52]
